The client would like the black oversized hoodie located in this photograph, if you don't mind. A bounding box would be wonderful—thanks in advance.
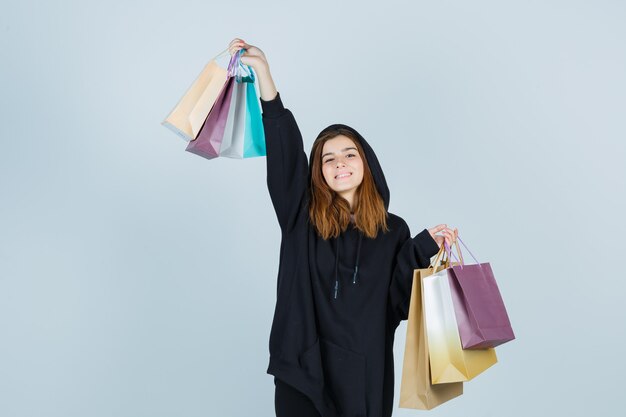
[261,92,440,417]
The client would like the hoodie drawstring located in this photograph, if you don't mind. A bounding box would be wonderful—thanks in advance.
[332,231,364,299]
[352,232,363,284]
[333,239,340,299]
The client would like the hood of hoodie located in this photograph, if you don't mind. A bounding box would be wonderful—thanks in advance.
[309,123,390,211]
[308,123,389,299]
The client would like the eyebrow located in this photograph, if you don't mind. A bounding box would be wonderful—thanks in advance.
[321,147,358,159]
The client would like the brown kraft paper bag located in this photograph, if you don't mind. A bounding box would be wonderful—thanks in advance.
[399,255,463,409]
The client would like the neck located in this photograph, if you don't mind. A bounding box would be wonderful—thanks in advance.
[339,190,356,211]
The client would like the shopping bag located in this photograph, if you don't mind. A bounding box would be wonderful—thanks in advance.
[242,76,266,157]
[218,57,266,158]
[447,237,515,349]
[400,249,463,410]
[219,75,247,158]
[422,246,498,384]
[185,76,235,159]
[162,59,228,142]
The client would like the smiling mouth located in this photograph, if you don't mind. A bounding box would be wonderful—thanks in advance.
[335,173,352,179]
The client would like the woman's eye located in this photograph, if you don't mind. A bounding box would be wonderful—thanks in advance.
[324,159,333,163]
[347,154,355,158]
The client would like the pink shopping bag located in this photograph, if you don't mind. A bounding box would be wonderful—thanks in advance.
[185,76,235,160]
[446,238,515,349]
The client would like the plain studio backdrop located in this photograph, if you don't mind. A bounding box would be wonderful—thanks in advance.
[1,1,624,416]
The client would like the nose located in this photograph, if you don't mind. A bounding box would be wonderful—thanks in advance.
[335,156,347,168]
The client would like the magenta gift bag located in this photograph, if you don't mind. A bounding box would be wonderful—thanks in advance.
[185,76,234,159]
[446,238,515,349]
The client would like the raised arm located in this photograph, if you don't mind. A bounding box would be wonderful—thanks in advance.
[229,39,308,232]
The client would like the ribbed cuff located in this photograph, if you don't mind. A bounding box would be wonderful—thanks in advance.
[413,229,440,259]
[260,91,285,117]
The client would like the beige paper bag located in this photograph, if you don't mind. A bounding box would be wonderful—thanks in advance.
[162,60,228,141]
[400,263,463,410]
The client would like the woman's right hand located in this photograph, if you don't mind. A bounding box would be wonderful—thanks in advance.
[228,38,269,72]
[228,38,278,102]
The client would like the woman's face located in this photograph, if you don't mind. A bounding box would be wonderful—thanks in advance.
[320,135,364,198]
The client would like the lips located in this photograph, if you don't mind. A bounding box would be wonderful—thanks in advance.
[335,172,352,179]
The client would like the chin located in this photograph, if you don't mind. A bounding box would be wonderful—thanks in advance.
[333,185,356,194]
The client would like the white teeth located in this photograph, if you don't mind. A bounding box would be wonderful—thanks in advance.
[335,173,351,179]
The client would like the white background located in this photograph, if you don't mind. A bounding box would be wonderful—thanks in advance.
[1,1,624,416]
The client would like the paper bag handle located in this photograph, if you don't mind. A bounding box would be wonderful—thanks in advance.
[430,243,456,270]
[431,233,480,269]
[445,236,481,270]
[456,236,480,265]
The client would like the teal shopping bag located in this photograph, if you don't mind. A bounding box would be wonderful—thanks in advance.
[243,70,266,158]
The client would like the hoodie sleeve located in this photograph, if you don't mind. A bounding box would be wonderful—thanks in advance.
[388,220,440,325]
[260,92,308,232]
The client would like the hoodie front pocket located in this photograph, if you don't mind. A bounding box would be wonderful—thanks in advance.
[320,339,367,417]
[299,338,323,381]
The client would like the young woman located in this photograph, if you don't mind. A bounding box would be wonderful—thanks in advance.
[227,38,459,417]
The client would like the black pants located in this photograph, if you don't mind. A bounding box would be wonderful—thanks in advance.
[274,378,321,417]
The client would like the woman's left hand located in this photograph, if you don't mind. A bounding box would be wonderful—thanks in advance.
[428,224,459,248]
